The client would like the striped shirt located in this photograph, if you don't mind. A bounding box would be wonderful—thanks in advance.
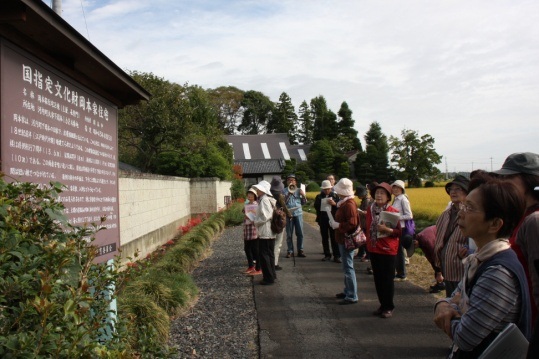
[434,204,468,282]
[447,265,521,352]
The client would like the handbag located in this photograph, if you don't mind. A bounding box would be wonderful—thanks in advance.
[403,219,415,237]
[344,213,367,250]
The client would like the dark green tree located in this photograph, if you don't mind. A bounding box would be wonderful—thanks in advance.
[389,129,442,187]
[307,139,336,181]
[119,72,232,179]
[311,96,338,141]
[354,122,392,183]
[207,86,244,135]
[119,71,190,172]
[297,100,313,144]
[267,92,298,143]
[237,90,274,134]
[337,101,362,152]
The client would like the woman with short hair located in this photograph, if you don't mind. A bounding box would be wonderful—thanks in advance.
[434,175,531,358]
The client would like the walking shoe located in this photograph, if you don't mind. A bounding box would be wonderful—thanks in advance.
[244,266,255,274]
[321,256,331,261]
[248,270,262,276]
[286,252,292,258]
[333,257,342,263]
[366,267,373,275]
[394,276,407,282]
[297,251,306,258]
[372,307,383,316]
[259,280,274,285]
[380,310,393,318]
[335,293,346,299]
[275,265,282,271]
[338,299,358,305]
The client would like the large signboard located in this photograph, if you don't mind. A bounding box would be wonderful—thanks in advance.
[0,40,120,262]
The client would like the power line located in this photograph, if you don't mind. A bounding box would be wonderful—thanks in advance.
[80,0,91,40]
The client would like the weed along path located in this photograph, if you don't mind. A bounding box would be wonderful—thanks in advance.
[255,222,451,359]
[169,222,451,358]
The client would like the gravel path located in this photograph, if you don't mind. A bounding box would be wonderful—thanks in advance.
[169,225,258,358]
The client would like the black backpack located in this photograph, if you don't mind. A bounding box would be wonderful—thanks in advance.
[271,204,286,234]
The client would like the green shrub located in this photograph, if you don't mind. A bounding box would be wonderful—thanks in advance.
[424,181,435,188]
[0,178,126,357]
[223,202,244,226]
[230,179,245,200]
[306,181,320,192]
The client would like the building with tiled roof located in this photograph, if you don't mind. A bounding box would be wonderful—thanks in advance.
[226,133,310,186]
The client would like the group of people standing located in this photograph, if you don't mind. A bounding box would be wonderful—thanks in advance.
[432,152,539,358]
[241,151,539,358]
[241,174,307,285]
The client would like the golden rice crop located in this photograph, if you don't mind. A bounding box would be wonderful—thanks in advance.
[307,187,449,223]
[406,187,449,222]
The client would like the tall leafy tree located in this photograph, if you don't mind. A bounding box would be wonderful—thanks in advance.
[311,96,338,141]
[297,100,313,144]
[119,71,190,172]
[237,90,274,134]
[207,86,244,135]
[267,92,298,143]
[307,139,336,181]
[354,122,391,183]
[119,72,232,179]
[337,101,362,152]
[389,129,442,187]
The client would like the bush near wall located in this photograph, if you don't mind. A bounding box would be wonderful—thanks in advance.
[0,174,232,358]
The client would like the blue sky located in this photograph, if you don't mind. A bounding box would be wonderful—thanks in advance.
[56,0,539,173]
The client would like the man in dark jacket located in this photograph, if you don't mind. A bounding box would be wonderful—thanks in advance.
[314,180,340,262]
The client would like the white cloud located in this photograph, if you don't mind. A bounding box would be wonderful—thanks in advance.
[59,0,539,173]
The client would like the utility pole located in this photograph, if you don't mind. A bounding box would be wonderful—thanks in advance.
[52,0,62,16]
[490,157,493,172]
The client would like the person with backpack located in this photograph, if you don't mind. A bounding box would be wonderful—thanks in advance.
[270,176,292,270]
[314,180,340,263]
[283,174,307,258]
[253,180,277,285]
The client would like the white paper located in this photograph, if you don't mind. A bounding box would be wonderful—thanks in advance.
[477,323,528,359]
[377,211,400,238]
[326,208,334,223]
[300,184,306,194]
[320,198,331,212]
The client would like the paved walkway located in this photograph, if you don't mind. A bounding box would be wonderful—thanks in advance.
[254,222,452,358]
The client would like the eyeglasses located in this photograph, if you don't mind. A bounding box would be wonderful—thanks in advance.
[459,203,482,213]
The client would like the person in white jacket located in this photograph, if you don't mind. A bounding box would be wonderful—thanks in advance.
[253,180,277,285]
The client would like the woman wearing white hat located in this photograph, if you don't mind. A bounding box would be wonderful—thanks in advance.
[391,180,414,281]
[253,180,277,285]
[328,178,359,304]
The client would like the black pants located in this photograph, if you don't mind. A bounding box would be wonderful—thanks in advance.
[244,239,259,269]
[370,252,397,311]
[258,238,276,283]
[319,217,340,258]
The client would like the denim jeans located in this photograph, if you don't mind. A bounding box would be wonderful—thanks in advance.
[286,215,304,253]
[339,243,358,301]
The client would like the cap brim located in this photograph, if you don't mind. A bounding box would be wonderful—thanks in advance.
[491,168,520,175]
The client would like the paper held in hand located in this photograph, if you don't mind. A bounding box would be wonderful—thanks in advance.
[377,211,400,238]
[244,203,257,222]
[320,198,331,212]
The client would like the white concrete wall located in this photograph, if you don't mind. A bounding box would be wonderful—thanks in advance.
[190,177,232,214]
[118,173,231,263]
